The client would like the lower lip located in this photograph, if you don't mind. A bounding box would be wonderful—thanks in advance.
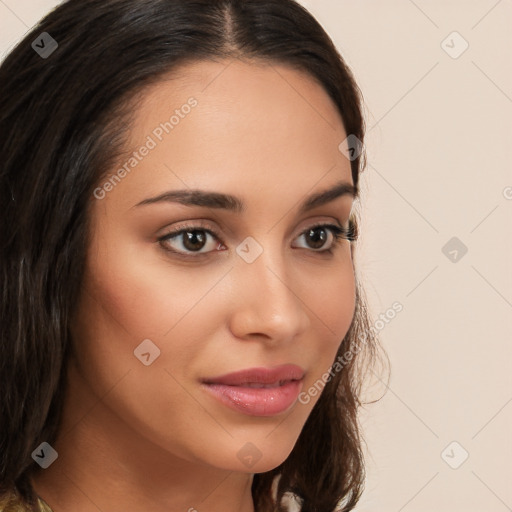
[202,379,303,417]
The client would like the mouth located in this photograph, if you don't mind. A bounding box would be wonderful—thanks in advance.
[201,365,305,417]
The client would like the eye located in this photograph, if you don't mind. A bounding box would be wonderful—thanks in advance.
[159,225,224,256]
[157,220,356,258]
[292,222,355,252]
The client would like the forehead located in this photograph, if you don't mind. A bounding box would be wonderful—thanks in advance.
[100,58,352,210]
[135,57,344,125]
[126,57,347,149]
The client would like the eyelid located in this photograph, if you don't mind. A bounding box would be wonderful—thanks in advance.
[157,216,349,238]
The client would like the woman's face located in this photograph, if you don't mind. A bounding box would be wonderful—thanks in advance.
[72,58,356,474]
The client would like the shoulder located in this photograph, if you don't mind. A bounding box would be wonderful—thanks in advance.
[0,488,53,512]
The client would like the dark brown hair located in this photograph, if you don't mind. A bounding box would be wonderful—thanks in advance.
[0,1,386,510]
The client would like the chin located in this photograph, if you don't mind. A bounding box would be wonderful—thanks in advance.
[230,437,299,474]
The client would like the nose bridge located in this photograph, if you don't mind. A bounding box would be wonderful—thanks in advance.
[230,235,309,339]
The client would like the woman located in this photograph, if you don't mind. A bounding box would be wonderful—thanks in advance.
[0,1,385,510]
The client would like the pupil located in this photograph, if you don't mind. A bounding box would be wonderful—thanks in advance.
[307,227,327,249]
[179,228,328,252]
[184,230,206,251]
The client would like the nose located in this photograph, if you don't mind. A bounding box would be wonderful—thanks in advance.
[228,245,311,346]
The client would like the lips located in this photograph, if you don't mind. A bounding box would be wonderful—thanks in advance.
[201,364,305,417]
[202,364,305,387]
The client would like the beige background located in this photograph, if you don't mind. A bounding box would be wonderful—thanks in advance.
[1,1,511,511]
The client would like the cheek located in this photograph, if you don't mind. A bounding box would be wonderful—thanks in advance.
[301,256,356,380]
[82,233,224,341]
[69,250,230,462]
[74,236,237,402]
[308,250,355,325]
[321,259,356,332]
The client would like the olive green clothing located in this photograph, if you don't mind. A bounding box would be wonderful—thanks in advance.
[0,489,53,512]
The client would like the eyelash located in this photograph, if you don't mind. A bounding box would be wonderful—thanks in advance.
[157,220,357,259]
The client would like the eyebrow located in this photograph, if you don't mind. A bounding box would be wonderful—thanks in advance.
[133,180,357,214]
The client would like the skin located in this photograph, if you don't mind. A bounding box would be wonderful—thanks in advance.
[31,58,357,512]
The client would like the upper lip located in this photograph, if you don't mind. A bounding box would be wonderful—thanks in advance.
[202,364,305,386]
